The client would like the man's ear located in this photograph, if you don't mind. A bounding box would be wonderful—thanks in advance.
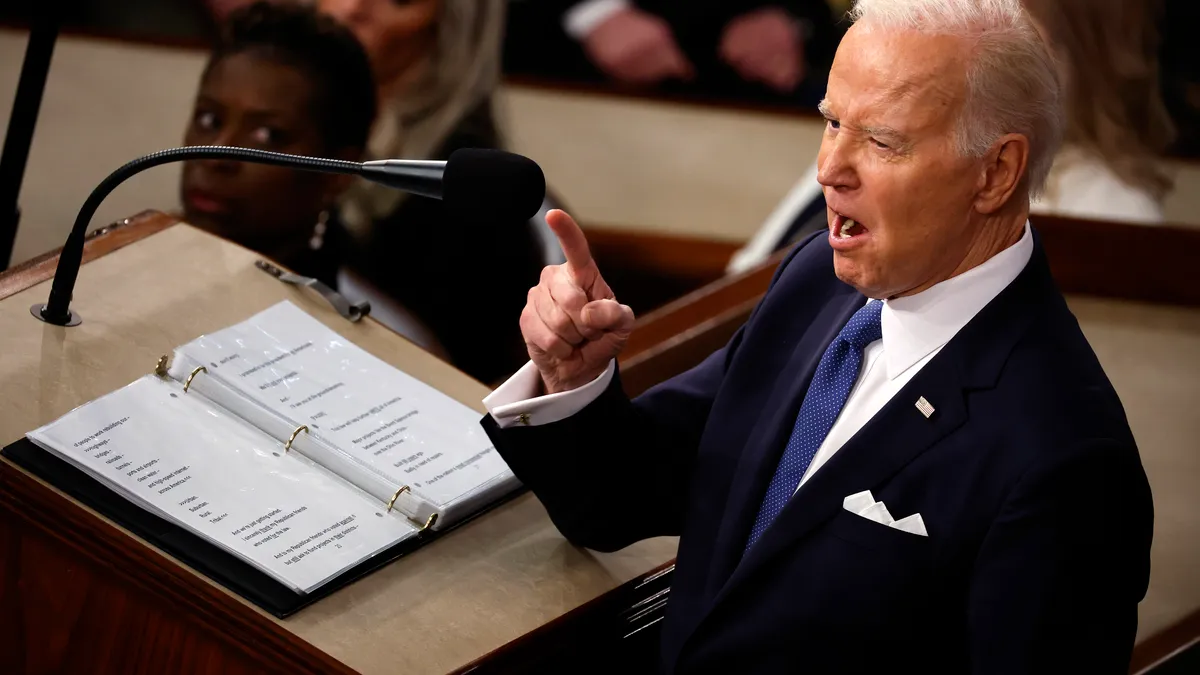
[974,133,1030,214]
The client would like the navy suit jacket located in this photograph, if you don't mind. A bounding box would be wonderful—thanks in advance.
[482,232,1153,674]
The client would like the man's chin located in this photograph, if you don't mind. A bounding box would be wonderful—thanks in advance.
[832,255,879,297]
[832,252,859,283]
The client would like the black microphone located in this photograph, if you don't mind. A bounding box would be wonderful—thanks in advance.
[364,148,546,223]
[31,146,546,326]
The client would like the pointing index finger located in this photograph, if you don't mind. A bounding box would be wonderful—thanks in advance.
[546,210,596,283]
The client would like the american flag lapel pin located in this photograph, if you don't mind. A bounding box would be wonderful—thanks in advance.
[915,396,935,419]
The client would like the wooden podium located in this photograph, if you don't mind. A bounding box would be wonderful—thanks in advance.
[0,212,677,675]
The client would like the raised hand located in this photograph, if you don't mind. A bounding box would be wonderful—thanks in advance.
[520,210,636,394]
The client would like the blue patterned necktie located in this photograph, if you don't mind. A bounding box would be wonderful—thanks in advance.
[745,299,884,551]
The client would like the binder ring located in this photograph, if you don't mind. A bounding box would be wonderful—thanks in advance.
[284,425,309,452]
[182,366,207,393]
[386,485,410,513]
[420,512,438,533]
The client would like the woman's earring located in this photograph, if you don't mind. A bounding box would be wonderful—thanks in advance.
[310,209,329,250]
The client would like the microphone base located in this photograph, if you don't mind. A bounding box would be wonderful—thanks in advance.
[31,303,81,326]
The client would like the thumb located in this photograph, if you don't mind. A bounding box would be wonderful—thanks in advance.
[582,299,635,333]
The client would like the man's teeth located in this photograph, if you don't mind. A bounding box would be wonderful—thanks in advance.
[838,218,858,238]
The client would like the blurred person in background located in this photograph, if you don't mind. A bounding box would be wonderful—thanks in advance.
[728,0,1176,274]
[317,0,551,384]
[180,2,375,292]
[504,0,842,107]
[1024,0,1175,223]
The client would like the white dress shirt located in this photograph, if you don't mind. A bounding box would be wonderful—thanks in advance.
[486,223,1033,489]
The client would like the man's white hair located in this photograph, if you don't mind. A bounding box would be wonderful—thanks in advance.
[849,0,1064,195]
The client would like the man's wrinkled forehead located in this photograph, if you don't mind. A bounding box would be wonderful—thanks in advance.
[824,23,969,132]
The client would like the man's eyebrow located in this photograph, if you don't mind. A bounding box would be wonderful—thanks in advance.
[862,125,908,143]
[817,99,912,148]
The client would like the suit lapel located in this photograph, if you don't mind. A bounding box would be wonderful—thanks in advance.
[704,287,863,595]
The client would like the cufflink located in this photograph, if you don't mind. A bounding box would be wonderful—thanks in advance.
[516,413,531,426]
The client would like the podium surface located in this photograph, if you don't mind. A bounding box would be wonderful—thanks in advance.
[0,212,678,674]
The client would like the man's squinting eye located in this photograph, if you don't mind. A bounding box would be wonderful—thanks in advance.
[872,138,890,150]
[826,119,841,131]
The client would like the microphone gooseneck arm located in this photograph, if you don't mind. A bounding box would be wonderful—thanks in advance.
[33,146,447,326]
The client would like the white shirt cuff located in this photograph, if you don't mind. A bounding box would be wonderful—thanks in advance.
[484,360,616,428]
[563,0,631,40]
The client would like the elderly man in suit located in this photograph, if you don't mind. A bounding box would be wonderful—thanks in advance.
[482,0,1153,672]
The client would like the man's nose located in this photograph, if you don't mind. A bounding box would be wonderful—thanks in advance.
[817,135,859,191]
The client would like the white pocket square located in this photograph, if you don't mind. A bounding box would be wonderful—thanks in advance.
[842,490,928,537]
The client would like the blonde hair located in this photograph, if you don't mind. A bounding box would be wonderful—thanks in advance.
[341,0,507,230]
[848,0,1064,196]
[1022,0,1175,200]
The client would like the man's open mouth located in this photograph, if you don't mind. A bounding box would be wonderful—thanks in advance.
[832,211,868,239]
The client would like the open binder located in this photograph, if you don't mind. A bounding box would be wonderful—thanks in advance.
[2,301,522,617]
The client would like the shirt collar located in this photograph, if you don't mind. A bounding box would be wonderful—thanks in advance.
[878,221,1033,380]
